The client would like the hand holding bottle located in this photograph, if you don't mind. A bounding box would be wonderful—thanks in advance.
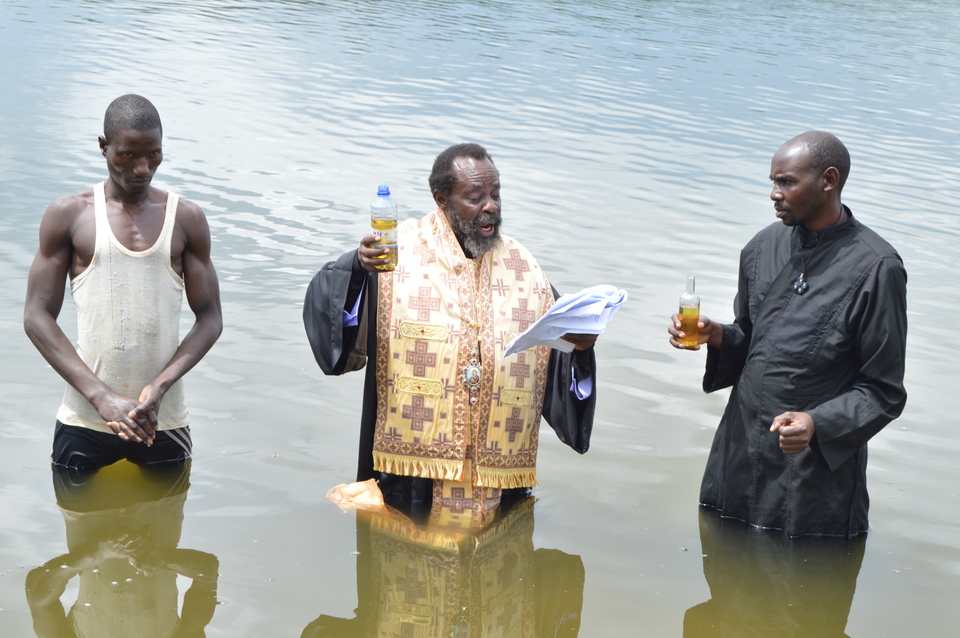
[369,185,398,271]
[668,313,722,350]
[668,276,723,350]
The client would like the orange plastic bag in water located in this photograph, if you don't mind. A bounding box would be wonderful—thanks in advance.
[325,479,385,512]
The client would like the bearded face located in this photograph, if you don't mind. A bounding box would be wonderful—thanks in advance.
[445,202,502,259]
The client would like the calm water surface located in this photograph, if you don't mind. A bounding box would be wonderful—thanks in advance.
[1,0,958,635]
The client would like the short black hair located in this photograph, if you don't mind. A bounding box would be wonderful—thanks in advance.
[429,143,495,198]
[103,94,162,142]
[791,131,851,191]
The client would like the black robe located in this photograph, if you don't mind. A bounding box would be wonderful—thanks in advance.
[701,208,907,537]
[303,249,597,492]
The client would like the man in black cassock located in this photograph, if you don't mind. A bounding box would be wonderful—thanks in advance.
[303,143,598,521]
[669,131,907,537]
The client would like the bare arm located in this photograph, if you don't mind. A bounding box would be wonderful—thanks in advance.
[23,197,155,443]
[130,200,222,423]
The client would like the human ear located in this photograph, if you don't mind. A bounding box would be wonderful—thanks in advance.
[821,166,840,191]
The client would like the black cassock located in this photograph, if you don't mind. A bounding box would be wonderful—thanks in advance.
[303,249,597,505]
[701,208,907,537]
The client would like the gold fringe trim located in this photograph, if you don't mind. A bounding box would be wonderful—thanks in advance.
[367,510,465,550]
[475,466,538,490]
[374,452,464,481]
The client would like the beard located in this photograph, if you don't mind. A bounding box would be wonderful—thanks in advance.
[445,204,503,259]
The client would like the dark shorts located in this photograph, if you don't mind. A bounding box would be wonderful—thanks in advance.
[53,458,192,512]
[52,421,192,470]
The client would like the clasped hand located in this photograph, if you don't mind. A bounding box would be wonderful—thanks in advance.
[97,385,162,446]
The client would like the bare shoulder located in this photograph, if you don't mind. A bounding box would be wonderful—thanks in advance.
[42,189,94,225]
[172,196,213,257]
[38,189,96,245]
[174,196,208,227]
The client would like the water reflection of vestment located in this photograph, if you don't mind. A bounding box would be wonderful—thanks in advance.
[25,461,219,638]
[302,497,585,637]
[683,509,865,638]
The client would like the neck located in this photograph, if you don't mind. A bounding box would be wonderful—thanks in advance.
[802,201,844,231]
[104,178,155,208]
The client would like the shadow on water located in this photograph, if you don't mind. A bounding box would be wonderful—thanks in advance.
[683,509,865,638]
[302,496,584,637]
[24,461,219,638]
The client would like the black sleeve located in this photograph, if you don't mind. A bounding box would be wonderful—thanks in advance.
[540,284,598,453]
[303,250,371,375]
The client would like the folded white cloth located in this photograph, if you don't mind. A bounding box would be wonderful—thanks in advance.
[503,284,627,357]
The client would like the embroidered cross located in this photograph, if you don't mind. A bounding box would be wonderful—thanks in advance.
[448,323,462,342]
[534,280,550,298]
[412,242,436,265]
[402,395,434,432]
[432,431,454,447]
[512,299,536,332]
[510,352,530,388]
[409,287,441,321]
[503,249,530,281]
[491,278,509,297]
[440,487,473,514]
[383,427,404,442]
[396,567,428,601]
[406,341,437,377]
[441,377,458,399]
[505,407,525,442]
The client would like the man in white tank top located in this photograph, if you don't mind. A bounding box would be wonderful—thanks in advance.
[24,94,222,470]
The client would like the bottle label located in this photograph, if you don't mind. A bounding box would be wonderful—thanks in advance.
[371,217,398,270]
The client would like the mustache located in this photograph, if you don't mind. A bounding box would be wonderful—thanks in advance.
[476,212,501,227]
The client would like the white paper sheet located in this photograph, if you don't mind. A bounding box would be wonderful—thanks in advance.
[503,284,627,357]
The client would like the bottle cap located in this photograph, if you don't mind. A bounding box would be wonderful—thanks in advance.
[377,185,391,197]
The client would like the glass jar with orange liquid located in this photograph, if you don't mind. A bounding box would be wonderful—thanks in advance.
[678,275,700,347]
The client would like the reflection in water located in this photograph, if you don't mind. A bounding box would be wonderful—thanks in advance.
[303,496,584,637]
[684,509,865,638]
[25,461,219,638]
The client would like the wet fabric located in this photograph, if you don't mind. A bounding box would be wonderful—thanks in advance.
[57,181,189,433]
[53,420,192,470]
[700,208,907,537]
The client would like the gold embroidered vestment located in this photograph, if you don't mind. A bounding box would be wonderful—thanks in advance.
[373,209,554,490]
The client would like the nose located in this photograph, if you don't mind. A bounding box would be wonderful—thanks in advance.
[481,195,500,214]
[770,185,782,201]
[133,157,151,176]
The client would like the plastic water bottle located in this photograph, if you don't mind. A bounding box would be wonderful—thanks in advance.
[370,185,398,271]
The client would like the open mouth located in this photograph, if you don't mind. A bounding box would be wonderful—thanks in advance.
[477,214,500,237]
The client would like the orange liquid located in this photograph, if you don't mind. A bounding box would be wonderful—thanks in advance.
[679,305,699,347]
[371,218,398,270]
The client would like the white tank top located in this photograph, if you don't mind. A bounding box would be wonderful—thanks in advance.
[57,182,190,432]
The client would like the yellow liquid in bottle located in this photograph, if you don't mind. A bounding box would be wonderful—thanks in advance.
[679,305,699,347]
[371,217,398,271]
